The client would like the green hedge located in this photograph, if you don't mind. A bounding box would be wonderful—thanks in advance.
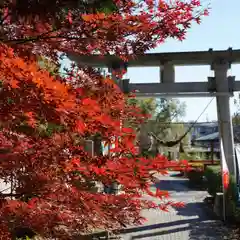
[187,170,204,185]
[204,166,222,196]
[204,165,238,218]
[186,163,204,185]
[226,175,238,217]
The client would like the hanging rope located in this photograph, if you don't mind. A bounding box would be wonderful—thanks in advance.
[150,97,215,147]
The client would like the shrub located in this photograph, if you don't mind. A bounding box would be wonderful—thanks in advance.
[226,175,238,218]
[204,165,222,196]
[204,166,239,218]
[234,207,240,223]
[187,170,204,185]
[189,163,204,169]
[187,163,204,185]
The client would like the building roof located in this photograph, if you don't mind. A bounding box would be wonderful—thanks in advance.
[185,122,218,128]
[194,126,240,143]
[195,132,219,141]
[147,120,218,127]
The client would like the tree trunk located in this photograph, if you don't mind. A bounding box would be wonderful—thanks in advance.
[138,123,151,156]
[93,134,103,156]
[92,134,120,194]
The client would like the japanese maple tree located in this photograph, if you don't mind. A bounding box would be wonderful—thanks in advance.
[0,0,208,239]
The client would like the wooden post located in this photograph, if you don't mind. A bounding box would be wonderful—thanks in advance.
[83,140,94,157]
[210,141,214,164]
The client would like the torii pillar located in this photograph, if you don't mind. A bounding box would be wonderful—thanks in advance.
[159,61,178,159]
[212,61,236,177]
[160,61,175,84]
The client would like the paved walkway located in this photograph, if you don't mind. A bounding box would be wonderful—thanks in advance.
[119,172,235,240]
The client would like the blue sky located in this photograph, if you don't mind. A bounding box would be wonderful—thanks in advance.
[125,0,240,122]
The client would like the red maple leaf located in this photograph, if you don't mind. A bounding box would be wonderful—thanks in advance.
[75,120,86,134]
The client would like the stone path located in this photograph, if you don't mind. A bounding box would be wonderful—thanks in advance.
[119,172,236,240]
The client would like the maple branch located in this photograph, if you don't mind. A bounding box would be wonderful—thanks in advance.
[0,11,10,25]
[0,9,205,47]
[0,1,208,238]
[0,193,23,198]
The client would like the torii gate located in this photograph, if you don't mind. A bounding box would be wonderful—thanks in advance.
[68,48,240,183]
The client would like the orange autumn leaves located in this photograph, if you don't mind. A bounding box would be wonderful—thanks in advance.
[0,44,76,131]
[0,43,74,107]
[0,43,124,137]
[0,1,208,238]
[0,44,81,132]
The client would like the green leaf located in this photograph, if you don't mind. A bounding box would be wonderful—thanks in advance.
[7,97,14,104]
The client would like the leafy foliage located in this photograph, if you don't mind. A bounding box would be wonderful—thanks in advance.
[204,165,222,197]
[204,166,239,218]
[186,163,204,186]
[0,0,208,60]
[135,98,190,156]
[0,0,208,239]
[233,94,240,126]
[149,99,187,139]
[0,43,190,239]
